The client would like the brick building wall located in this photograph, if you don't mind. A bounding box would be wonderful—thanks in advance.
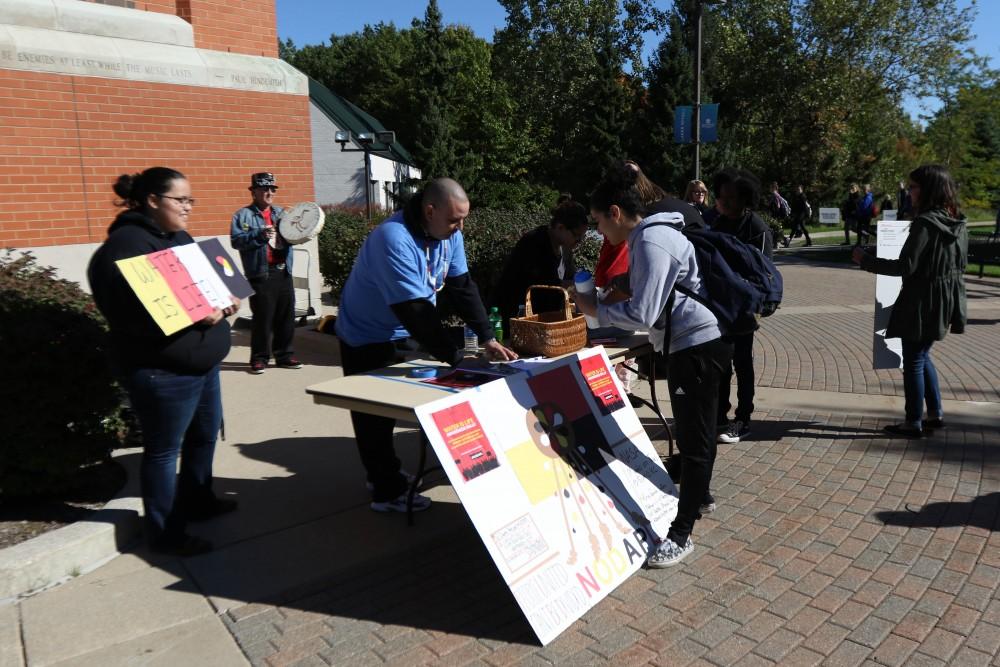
[0,0,312,251]
[179,0,278,57]
[0,69,311,248]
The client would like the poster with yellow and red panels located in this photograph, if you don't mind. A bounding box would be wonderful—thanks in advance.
[115,239,253,335]
[415,347,679,645]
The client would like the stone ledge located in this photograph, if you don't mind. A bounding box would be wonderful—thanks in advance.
[0,0,194,48]
[0,450,142,601]
[0,24,307,95]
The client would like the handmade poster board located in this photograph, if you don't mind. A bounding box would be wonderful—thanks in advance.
[415,347,679,645]
[115,240,252,335]
[873,220,910,369]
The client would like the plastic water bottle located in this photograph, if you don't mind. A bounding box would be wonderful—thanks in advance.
[574,270,600,329]
[464,325,478,352]
[489,306,503,344]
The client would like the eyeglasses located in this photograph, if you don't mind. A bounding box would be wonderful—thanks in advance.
[693,190,708,195]
[255,186,278,193]
[158,194,196,206]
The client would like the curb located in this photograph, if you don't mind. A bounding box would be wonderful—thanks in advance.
[0,450,143,601]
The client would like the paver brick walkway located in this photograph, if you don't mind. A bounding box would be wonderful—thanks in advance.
[225,261,1000,666]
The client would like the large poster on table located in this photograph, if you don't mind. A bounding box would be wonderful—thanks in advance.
[415,348,679,645]
[115,240,253,335]
[873,220,910,369]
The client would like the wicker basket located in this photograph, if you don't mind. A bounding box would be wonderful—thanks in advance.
[509,285,587,357]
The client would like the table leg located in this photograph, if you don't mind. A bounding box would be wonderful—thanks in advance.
[622,352,673,454]
[645,350,674,456]
[408,431,429,527]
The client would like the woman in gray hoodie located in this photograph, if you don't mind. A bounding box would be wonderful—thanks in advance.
[577,164,733,568]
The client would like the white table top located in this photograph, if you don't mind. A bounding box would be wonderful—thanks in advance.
[306,333,652,422]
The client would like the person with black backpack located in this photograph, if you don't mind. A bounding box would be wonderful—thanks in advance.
[705,169,773,444]
[767,181,792,248]
[575,164,733,568]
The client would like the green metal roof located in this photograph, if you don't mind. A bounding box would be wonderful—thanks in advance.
[308,77,417,166]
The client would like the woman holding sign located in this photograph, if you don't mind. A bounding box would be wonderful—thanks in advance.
[88,167,240,556]
[852,165,968,438]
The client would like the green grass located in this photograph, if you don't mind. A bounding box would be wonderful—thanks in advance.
[968,262,1000,278]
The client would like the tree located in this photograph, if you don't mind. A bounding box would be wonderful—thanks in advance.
[492,0,662,197]
[628,9,695,193]
[703,0,980,202]
[925,79,1000,208]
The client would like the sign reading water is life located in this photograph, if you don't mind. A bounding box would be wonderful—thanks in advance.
[115,240,253,335]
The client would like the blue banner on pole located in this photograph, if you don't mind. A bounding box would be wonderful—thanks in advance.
[700,103,719,143]
[674,106,692,144]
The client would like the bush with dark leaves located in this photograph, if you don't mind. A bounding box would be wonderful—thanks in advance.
[0,251,127,498]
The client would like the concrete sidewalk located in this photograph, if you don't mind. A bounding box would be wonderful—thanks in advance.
[1,262,998,666]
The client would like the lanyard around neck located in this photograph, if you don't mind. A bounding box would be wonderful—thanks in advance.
[425,238,448,293]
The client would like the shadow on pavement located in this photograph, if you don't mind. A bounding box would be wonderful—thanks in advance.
[118,433,537,643]
[231,526,537,646]
[875,492,1000,531]
[749,420,885,441]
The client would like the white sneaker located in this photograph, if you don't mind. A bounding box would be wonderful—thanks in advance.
[718,420,750,444]
[370,492,432,513]
[647,537,694,568]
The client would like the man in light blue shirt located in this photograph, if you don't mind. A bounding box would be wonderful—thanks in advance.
[336,178,516,512]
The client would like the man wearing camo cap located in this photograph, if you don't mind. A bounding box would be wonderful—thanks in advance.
[230,172,302,374]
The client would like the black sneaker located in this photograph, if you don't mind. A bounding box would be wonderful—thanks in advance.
[250,360,267,374]
[718,419,750,443]
[922,417,945,430]
[276,357,303,369]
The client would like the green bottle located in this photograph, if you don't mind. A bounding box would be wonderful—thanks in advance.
[489,306,503,344]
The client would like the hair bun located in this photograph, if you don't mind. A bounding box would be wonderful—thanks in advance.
[112,173,139,201]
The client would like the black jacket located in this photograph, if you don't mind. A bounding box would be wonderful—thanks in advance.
[87,210,231,374]
[492,225,568,331]
[703,209,774,259]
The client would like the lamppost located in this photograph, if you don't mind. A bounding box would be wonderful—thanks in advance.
[692,0,726,181]
[334,130,396,222]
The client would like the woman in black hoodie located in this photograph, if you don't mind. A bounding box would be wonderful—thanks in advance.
[88,167,239,556]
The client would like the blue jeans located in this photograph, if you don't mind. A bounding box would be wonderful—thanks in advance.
[122,365,222,544]
[901,339,941,427]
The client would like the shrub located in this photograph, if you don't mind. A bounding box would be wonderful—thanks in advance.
[0,251,126,498]
[758,211,786,246]
[316,207,387,302]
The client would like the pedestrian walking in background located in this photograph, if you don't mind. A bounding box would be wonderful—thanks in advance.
[852,164,967,438]
[767,181,792,248]
[789,184,813,246]
[897,180,912,219]
[841,183,860,245]
[855,183,875,245]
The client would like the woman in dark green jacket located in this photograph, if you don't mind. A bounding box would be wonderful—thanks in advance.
[852,165,967,438]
